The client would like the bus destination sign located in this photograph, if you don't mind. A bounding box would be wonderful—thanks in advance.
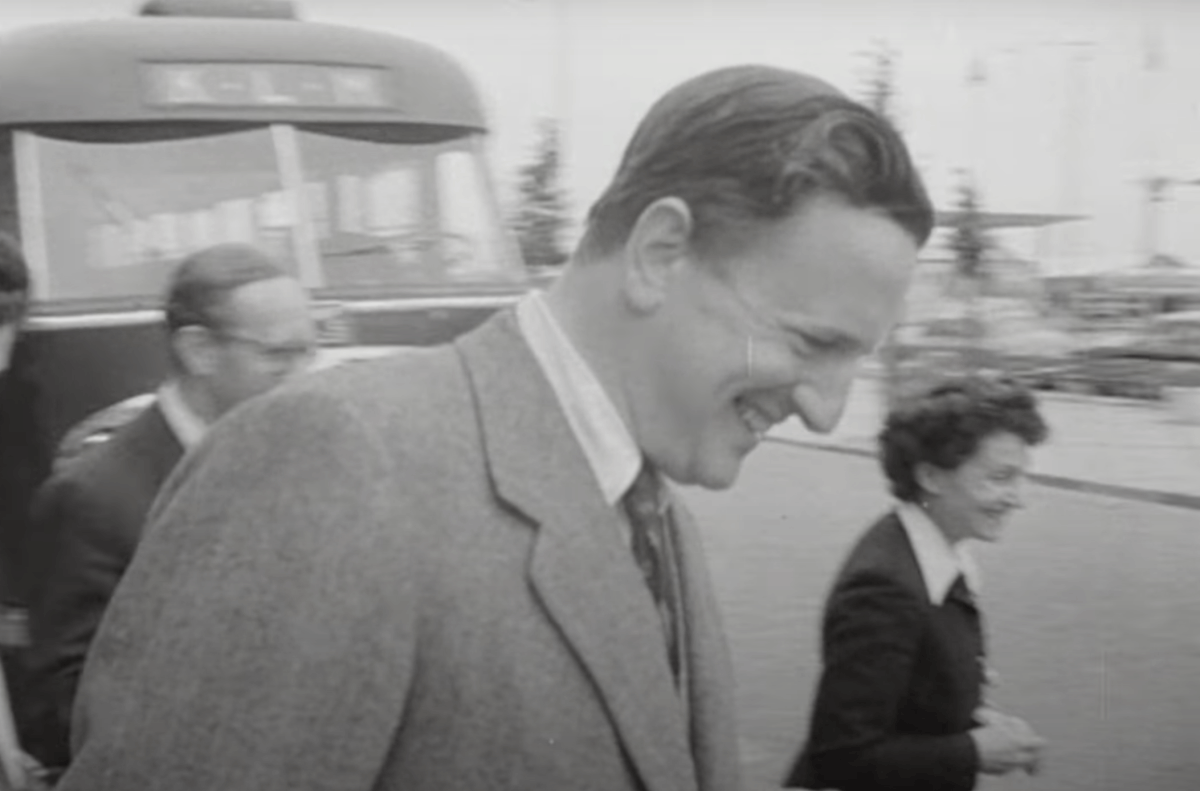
[144,63,390,109]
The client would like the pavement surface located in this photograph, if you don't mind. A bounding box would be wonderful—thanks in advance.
[769,375,1200,509]
[682,441,1200,791]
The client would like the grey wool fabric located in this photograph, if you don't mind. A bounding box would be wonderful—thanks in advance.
[59,310,742,791]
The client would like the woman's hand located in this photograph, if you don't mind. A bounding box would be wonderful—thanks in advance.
[971,709,1046,776]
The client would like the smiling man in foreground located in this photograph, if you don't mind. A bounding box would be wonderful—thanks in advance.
[59,64,932,791]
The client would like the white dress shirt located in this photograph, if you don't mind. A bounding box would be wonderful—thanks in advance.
[516,291,642,509]
[895,501,982,606]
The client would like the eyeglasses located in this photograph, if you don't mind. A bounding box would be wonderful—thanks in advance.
[208,328,317,366]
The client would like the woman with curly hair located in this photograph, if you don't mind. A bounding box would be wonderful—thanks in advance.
[787,375,1050,791]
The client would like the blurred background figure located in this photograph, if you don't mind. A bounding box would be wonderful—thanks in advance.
[0,232,49,791]
[22,243,316,773]
[0,232,43,620]
[0,233,40,616]
[0,233,27,375]
[787,375,1049,791]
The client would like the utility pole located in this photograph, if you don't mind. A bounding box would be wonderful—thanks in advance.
[1056,42,1093,275]
[965,54,987,193]
[1139,27,1166,263]
[552,0,570,164]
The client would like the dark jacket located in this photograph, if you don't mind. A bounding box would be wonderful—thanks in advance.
[24,403,182,768]
[0,348,50,607]
[787,511,984,791]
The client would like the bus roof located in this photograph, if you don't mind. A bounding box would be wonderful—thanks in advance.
[0,16,487,130]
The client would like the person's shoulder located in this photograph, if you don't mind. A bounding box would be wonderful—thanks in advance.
[43,413,148,495]
[209,343,475,464]
[31,431,142,531]
[834,512,924,602]
[843,512,908,569]
[57,405,169,480]
[299,344,464,410]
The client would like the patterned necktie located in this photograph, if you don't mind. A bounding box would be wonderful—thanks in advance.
[622,464,681,682]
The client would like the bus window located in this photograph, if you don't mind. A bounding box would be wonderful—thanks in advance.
[293,129,520,293]
[437,146,508,281]
[25,128,300,304]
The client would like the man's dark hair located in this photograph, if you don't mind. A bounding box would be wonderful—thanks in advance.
[165,243,289,334]
[879,375,1050,503]
[579,64,933,264]
[0,232,29,325]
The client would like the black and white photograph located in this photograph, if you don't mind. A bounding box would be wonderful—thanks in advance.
[0,1,1196,789]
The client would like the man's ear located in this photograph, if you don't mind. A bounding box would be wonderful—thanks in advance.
[173,325,218,376]
[621,196,694,313]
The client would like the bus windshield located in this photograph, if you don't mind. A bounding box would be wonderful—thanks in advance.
[20,124,521,306]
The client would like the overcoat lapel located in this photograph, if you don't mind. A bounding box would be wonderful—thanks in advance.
[668,500,742,791]
[456,311,698,791]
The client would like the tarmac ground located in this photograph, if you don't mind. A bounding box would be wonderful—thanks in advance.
[683,436,1200,791]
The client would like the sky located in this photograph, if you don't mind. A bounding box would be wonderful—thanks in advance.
[4,0,1200,274]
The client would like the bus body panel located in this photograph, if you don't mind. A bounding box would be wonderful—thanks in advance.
[21,323,169,459]
[0,18,486,130]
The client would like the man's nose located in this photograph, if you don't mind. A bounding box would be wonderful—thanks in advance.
[790,365,857,435]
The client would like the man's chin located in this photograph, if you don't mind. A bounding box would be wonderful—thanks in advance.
[690,461,742,491]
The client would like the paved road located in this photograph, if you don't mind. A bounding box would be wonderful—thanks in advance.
[775,375,1200,503]
[681,441,1200,791]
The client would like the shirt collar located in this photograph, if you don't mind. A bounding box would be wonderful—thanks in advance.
[516,291,642,506]
[156,380,208,451]
[895,501,982,605]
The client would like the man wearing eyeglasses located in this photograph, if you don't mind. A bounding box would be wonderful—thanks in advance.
[22,243,316,772]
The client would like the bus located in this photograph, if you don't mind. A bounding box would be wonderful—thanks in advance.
[0,0,530,472]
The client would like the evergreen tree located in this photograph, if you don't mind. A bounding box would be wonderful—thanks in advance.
[860,42,907,405]
[511,118,569,269]
[949,178,990,290]
[862,41,897,122]
[948,177,992,370]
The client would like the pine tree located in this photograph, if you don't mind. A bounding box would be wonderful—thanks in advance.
[949,179,989,289]
[863,41,897,123]
[861,42,907,406]
[511,119,569,269]
[948,177,992,370]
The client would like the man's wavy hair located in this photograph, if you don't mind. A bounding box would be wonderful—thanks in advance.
[879,375,1050,503]
[579,64,934,265]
